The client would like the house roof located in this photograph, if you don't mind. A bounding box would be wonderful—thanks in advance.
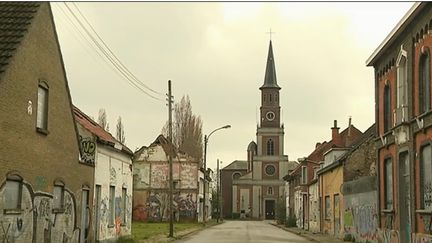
[0,2,40,75]
[73,106,133,155]
[222,160,248,170]
[317,123,376,175]
[366,2,423,66]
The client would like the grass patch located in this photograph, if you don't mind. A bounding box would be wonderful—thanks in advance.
[130,221,204,242]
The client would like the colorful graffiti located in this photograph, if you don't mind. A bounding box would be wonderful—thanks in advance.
[377,229,399,243]
[344,205,378,241]
[79,135,96,164]
[133,191,197,222]
[0,180,79,243]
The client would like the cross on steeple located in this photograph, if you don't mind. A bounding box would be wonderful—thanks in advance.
[266,28,275,40]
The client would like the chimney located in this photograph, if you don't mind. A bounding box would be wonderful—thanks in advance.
[348,116,352,137]
[331,120,341,146]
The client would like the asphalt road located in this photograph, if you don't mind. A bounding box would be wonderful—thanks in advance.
[175,221,312,243]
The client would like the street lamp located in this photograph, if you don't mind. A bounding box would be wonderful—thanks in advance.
[203,125,231,223]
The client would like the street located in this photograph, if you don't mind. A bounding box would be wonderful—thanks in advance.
[175,221,312,243]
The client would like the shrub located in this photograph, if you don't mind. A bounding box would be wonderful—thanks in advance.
[232,212,240,219]
[286,214,297,227]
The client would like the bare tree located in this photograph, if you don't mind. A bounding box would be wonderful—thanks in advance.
[97,108,109,131]
[116,116,126,144]
[162,95,203,161]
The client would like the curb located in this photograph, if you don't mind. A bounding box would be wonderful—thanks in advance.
[269,223,319,242]
[170,221,225,242]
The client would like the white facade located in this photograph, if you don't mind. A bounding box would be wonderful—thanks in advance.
[94,145,133,242]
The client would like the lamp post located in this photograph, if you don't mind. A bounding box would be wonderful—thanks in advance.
[217,160,223,223]
[203,125,231,223]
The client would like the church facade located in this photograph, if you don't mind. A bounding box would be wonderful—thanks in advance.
[228,41,296,220]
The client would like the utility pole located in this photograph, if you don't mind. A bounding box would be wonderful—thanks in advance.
[167,80,174,237]
[203,135,208,224]
[217,159,219,223]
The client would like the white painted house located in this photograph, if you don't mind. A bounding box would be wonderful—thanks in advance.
[74,107,133,242]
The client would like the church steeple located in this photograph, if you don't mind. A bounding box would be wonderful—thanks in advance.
[260,40,280,90]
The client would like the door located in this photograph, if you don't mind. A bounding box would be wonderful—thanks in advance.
[80,189,90,243]
[95,185,101,242]
[399,152,411,243]
[334,194,340,236]
[265,200,275,219]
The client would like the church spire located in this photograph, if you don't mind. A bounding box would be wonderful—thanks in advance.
[260,40,280,90]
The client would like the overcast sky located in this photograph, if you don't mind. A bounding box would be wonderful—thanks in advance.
[52,2,413,171]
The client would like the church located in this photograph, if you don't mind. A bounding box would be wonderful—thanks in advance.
[221,40,297,220]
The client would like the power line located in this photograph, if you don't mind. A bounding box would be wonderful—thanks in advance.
[60,2,164,102]
[71,2,164,97]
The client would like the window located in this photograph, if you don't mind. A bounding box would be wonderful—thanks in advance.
[301,166,307,184]
[420,52,431,114]
[384,158,393,210]
[267,187,273,195]
[269,94,272,102]
[325,196,331,220]
[267,139,274,156]
[232,172,241,180]
[4,180,22,210]
[421,145,432,210]
[109,186,115,225]
[384,84,392,132]
[265,164,276,176]
[53,184,64,210]
[36,84,49,131]
[122,188,127,224]
[396,52,408,124]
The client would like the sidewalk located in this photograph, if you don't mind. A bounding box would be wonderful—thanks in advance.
[269,223,345,243]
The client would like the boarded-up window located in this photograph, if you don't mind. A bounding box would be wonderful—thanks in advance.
[53,185,64,209]
[122,188,127,224]
[421,144,432,210]
[325,195,331,220]
[384,158,393,210]
[37,86,48,130]
[5,180,21,210]
[301,166,307,184]
[109,186,115,225]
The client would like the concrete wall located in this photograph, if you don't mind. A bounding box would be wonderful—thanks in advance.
[342,176,378,243]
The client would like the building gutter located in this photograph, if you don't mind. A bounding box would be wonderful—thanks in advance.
[366,2,422,66]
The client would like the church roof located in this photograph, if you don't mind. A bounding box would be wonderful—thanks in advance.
[0,2,40,76]
[222,160,248,170]
[260,40,280,90]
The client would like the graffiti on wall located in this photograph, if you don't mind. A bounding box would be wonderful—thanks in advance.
[0,180,79,243]
[179,163,198,189]
[79,136,96,164]
[343,205,378,241]
[133,191,197,222]
[377,229,399,243]
[151,164,169,188]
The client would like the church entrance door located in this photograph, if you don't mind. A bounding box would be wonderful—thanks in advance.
[265,200,275,219]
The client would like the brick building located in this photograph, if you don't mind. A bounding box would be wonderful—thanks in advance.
[366,3,432,242]
[221,160,248,218]
[74,106,133,242]
[0,3,94,242]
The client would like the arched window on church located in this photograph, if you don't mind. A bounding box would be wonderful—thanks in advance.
[267,139,274,155]
[269,94,272,102]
